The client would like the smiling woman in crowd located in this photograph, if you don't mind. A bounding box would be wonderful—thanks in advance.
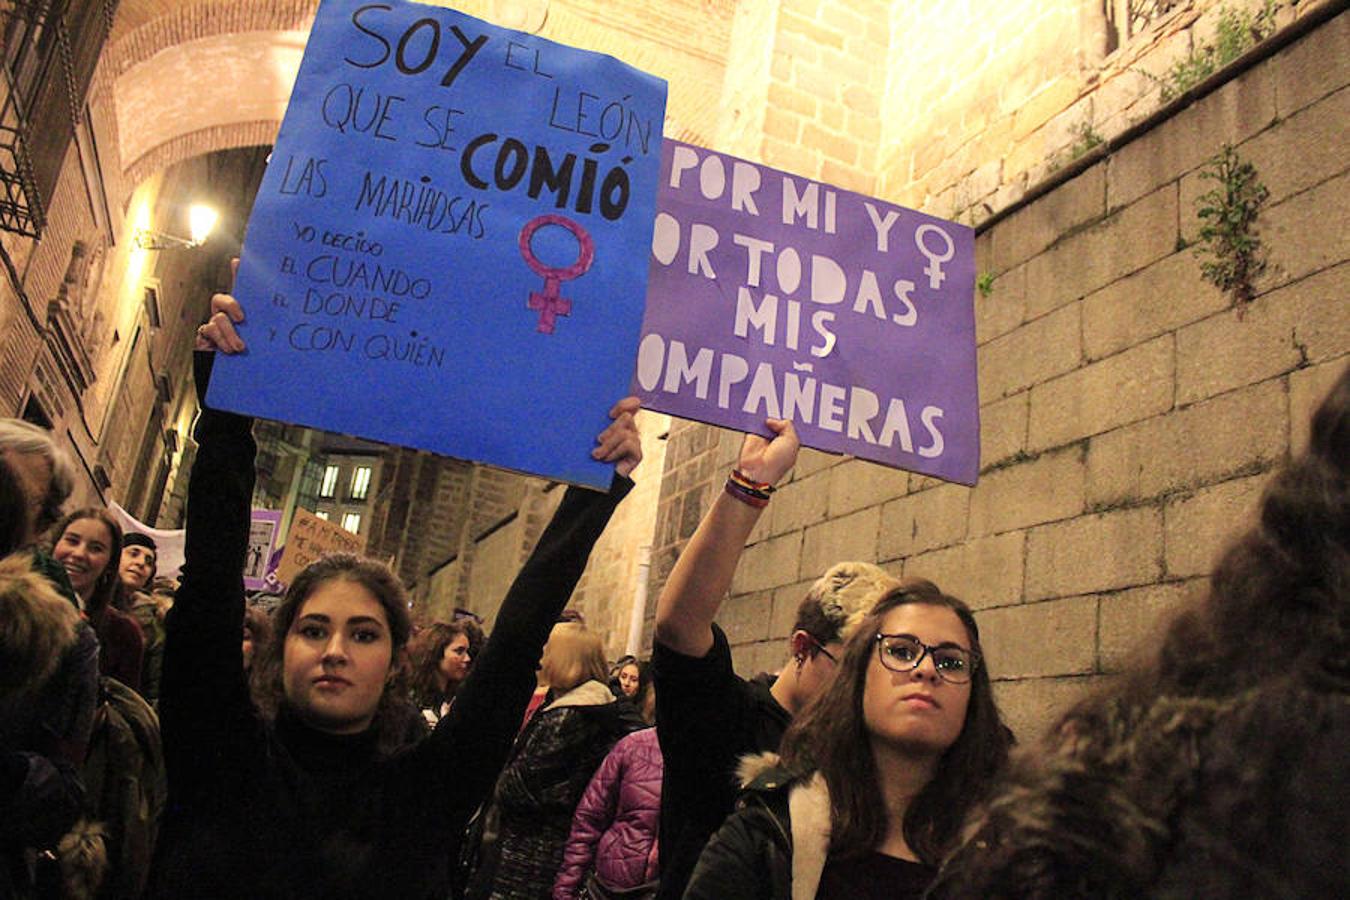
[50,508,145,692]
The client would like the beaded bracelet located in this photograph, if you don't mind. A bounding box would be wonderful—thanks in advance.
[724,469,775,508]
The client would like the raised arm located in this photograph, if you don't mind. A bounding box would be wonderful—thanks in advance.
[159,289,263,792]
[652,420,799,657]
[400,400,642,826]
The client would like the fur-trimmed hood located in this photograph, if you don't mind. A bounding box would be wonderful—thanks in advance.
[736,752,833,900]
[543,678,618,711]
[0,551,80,694]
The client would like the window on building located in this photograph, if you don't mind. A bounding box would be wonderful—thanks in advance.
[319,464,340,498]
[341,512,361,534]
[0,0,116,237]
[296,458,323,511]
[21,395,52,428]
[1104,0,1182,53]
[314,510,330,521]
[349,465,372,500]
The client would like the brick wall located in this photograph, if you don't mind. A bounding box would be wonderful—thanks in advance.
[647,10,1349,743]
[0,18,260,512]
[460,482,565,627]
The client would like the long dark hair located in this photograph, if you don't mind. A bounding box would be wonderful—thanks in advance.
[251,553,413,742]
[50,506,124,611]
[780,578,1011,865]
[930,365,1350,897]
[408,618,485,708]
[1155,368,1350,700]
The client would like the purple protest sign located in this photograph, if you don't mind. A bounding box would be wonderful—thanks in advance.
[634,141,979,485]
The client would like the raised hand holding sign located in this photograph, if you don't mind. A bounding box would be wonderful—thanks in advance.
[636,141,980,486]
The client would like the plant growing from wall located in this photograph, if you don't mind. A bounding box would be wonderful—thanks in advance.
[1157,1,1277,100]
[976,272,995,298]
[1193,144,1268,306]
[1068,118,1105,160]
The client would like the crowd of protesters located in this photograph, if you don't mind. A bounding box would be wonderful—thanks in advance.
[1,273,1346,899]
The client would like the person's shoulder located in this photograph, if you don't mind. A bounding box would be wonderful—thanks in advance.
[653,622,735,677]
[614,724,658,755]
[109,605,146,639]
[744,673,791,730]
[723,754,798,849]
[734,751,799,794]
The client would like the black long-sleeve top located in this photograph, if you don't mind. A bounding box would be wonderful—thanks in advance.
[148,353,629,899]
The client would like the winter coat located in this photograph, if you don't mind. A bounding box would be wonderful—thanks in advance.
[553,726,663,899]
[652,625,791,899]
[86,602,144,693]
[147,352,631,900]
[470,679,645,899]
[0,554,99,897]
[685,754,935,900]
[681,753,822,900]
[128,598,165,703]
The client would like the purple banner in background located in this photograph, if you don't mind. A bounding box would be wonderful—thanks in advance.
[635,141,980,485]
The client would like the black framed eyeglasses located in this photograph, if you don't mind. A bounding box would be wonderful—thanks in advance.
[805,635,838,665]
[874,633,978,684]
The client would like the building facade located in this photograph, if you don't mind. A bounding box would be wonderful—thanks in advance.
[1,0,1344,730]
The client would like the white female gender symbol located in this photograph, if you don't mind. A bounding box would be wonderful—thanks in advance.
[914,223,955,290]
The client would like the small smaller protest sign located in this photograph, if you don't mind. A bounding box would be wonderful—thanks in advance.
[246,510,283,591]
[636,141,980,485]
[275,508,366,587]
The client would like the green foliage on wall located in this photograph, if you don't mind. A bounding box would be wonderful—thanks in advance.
[976,271,995,298]
[1159,1,1277,100]
[1193,144,1269,305]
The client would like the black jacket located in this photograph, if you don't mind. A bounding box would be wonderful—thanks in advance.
[652,624,791,899]
[683,763,795,900]
[469,680,645,898]
[685,759,935,900]
[148,353,630,899]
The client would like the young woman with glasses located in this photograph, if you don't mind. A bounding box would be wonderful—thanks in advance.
[683,579,1012,900]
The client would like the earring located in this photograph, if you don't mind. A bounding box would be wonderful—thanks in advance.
[795,653,805,672]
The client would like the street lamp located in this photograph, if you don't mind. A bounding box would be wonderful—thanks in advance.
[133,203,219,250]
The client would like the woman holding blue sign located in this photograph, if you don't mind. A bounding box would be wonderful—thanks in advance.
[148,287,643,899]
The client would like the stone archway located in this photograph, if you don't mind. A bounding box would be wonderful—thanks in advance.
[103,0,318,201]
[103,0,738,205]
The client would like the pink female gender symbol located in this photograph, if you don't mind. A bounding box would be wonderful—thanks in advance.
[518,214,596,334]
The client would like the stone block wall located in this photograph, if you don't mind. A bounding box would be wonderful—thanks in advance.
[461,484,562,627]
[566,410,671,657]
[880,0,1340,226]
[755,0,891,195]
[647,11,1349,744]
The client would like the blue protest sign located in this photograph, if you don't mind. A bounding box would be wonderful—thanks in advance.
[207,0,667,489]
